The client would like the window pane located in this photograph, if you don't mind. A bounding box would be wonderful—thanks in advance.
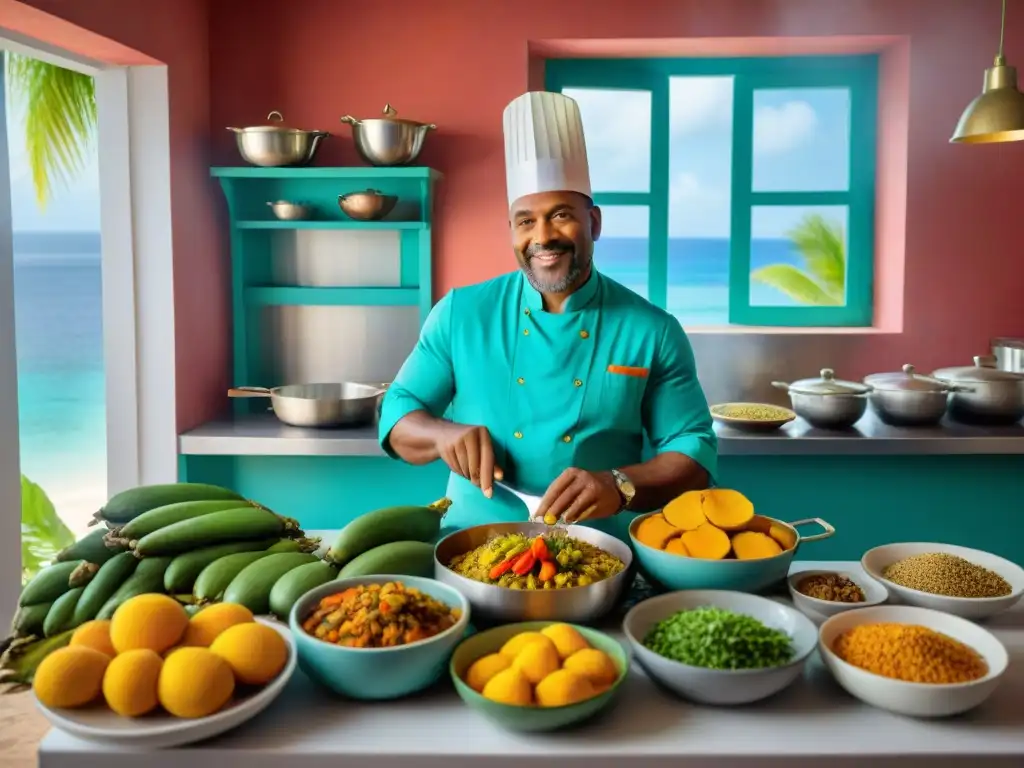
[562,87,651,193]
[749,205,849,307]
[667,76,734,326]
[751,87,851,192]
[595,205,648,299]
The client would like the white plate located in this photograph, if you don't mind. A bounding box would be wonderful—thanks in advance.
[818,604,1009,718]
[787,568,889,619]
[36,617,296,749]
[861,542,1024,620]
[622,589,818,706]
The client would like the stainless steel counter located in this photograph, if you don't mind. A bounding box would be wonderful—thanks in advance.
[178,412,1024,457]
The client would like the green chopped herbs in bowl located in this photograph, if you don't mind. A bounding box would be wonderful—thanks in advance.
[642,605,794,670]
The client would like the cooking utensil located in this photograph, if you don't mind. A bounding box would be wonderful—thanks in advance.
[931,355,1024,425]
[450,621,628,732]
[862,363,971,427]
[629,512,834,594]
[289,576,470,701]
[771,368,871,429]
[227,382,387,428]
[709,402,796,432]
[227,111,329,167]
[433,522,634,623]
[337,189,398,221]
[992,337,1024,373]
[266,201,314,221]
[339,104,436,166]
[494,481,543,519]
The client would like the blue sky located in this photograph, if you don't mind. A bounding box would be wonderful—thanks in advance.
[5,84,100,232]
[565,77,851,240]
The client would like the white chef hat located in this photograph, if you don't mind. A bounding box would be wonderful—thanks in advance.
[503,91,592,207]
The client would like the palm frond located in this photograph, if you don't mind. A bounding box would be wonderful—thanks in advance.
[4,52,96,208]
[750,264,842,306]
[784,213,846,297]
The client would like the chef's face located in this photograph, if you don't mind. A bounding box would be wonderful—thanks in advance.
[510,191,602,294]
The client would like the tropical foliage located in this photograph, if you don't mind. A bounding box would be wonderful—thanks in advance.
[21,475,74,584]
[4,51,96,207]
[750,213,846,306]
[5,53,96,582]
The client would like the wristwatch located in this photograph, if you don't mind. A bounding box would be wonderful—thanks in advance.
[609,468,636,511]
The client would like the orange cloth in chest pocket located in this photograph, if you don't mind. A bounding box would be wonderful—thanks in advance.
[606,365,649,378]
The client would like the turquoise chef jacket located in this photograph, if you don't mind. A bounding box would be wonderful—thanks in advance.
[378,269,718,544]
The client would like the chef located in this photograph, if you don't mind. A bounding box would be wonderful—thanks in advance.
[378,90,717,543]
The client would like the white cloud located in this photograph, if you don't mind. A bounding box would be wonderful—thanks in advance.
[668,172,729,238]
[669,77,733,136]
[753,100,817,156]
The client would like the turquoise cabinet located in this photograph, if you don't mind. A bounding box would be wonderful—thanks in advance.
[211,166,441,411]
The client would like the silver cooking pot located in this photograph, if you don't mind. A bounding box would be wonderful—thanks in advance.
[863,364,972,427]
[771,368,871,430]
[227,382,388,428]
[339,104,436,166]
[227,111,329,167]
[931,356,1024,425]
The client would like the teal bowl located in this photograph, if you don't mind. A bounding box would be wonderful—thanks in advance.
[629,512,835,593]
[289,574,471,701]
[450,621,629,732]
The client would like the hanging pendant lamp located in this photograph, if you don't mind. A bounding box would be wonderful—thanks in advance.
[951,0,1024,143]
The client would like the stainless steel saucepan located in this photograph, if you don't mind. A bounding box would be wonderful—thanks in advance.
[228,382,388,428]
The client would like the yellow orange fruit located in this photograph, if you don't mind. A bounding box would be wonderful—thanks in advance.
[110,594,189,655]
[511,640,561,685]
[69,619,116,658]
[33,646,109,709]
[465,653,511,693]
[562,648,619,687]
[158,647,234,718]
[499,631,555,659]
[540,623,590,661]
[481,667,532,706]
[209,622,288,685]
[181,603,254,648]
[534,668,596,707]
[102,649,163,717]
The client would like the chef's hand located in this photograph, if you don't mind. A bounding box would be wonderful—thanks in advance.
[535,468,621,524]
[434,422,503,498]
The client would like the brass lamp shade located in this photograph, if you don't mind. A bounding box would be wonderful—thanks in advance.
[950,56,1024,143]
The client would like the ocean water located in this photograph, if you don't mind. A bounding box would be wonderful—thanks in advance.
[8,232,803,532]
[13,231,106,535]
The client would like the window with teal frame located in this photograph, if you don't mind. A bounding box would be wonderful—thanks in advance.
[545,55,878,327]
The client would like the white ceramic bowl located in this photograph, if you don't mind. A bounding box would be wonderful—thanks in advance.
[787,568,889,619]
[861,542,1024,620]
[818,604,1009,718]
[35,617,296,749]
[622,589,817,706]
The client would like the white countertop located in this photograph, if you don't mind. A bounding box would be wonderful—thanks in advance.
[38,561,1024,767]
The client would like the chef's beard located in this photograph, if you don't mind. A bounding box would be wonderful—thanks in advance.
[521,242,583,293]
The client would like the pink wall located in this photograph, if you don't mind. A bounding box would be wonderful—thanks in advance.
[13,0,228,432]
[208,0,1024,377]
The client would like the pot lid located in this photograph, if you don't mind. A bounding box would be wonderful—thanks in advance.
[778,368,871,396]
[229,111,319,134]
[932,355,1024,383]
[992,337,1024,349]
[340,104,436,129]
[863,364,953,392]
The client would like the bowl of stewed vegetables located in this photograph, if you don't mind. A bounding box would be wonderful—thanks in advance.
[433,522,634,624]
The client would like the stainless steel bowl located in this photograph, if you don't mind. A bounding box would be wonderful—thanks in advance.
[932,355,1024,425]
[771,368,871,430]
[339,104,436,166]
[338,189,398,221]
[433,522,634,624]
[228,111,329,167]
[863,363,966,427]
[266,200,314,221]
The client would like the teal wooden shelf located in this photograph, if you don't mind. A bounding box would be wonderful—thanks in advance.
[245,286,420,307]
[235,220,427,230]
[214,164,438,417]
[211,166,442,181]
